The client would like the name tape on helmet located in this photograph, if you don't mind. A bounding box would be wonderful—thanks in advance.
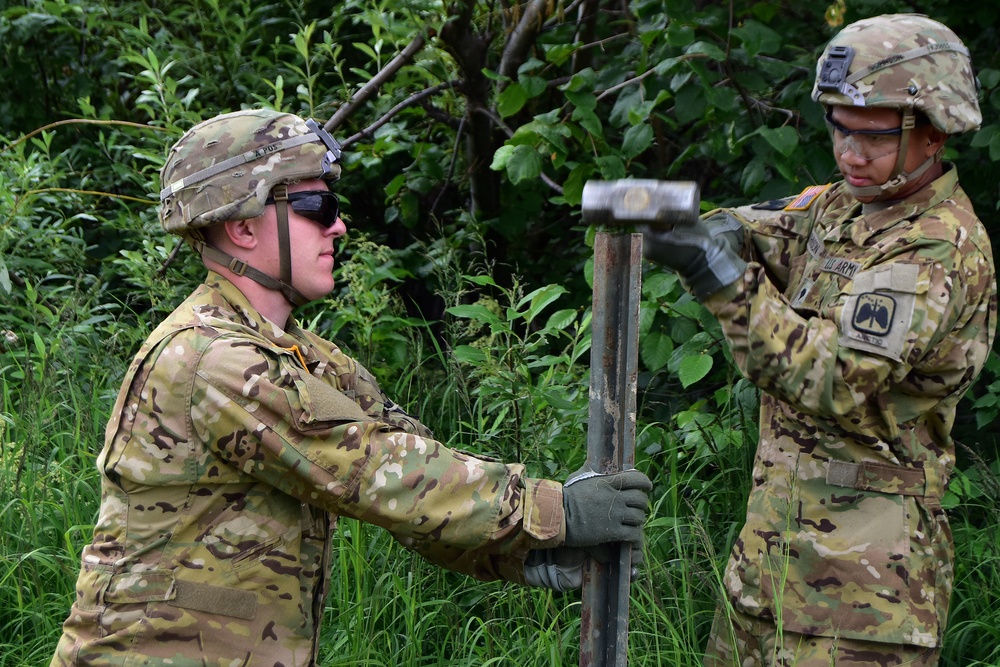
[160,132,336,202]
[845,41,970,86]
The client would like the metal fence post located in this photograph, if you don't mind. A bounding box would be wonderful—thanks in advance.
[580,230,642,667]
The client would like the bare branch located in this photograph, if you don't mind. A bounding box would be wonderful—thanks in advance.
[429,116,467,219]
[498,0,550,81]
[1,118,174,155]
[341,80,460,148]
[324,34,428,133]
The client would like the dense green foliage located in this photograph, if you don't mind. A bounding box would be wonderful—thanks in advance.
[2,0,999,664]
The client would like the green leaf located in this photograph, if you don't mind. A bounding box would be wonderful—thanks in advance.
[32,331,47,360]
[451,344,487,364]
[466,275,498,287]
[498,82,528,118]
[978,68,1000,89]
[673,84,706,125]
[540,388,577,410]
[741,156,767,193]
[481,68,508,82]
[544,43,577,67]
[665,24,694,48]
[678,353,713,388]
[641,330,674,372]
[545,308,578,332]
[564,68,596,92]
[565,89,597,111]
[595,155,625,180]
[970,125,999,148]
[562,163,595,206]
[446,304,503,327]
[519,284,568,323]
[731,20,782,57]
[506,144,543,185]
[686,41,726,61]
[520,75,547,98]
[490,144,516,170]
[989,135,1000,163]
[621,123,654,159]
[0,258,10,295]
[758,126,799,157]
[642,271,679,299]
[573,106,603,137]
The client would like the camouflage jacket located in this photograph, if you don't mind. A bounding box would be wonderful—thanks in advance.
[703,166,997,647]
[52,273,565,667]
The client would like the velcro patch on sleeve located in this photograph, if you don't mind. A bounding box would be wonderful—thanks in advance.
[784,184,832,211]
[838,264,919,361]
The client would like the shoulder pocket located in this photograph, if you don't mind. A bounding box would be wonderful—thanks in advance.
[295,370,372,426]
[839,263,927,361]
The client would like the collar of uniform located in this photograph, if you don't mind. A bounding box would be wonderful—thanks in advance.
[203,271,313,358]
[849,163,961,247]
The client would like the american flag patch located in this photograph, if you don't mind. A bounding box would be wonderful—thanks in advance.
[784,184,831,211]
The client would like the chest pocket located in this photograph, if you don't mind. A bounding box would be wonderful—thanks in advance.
[294,370,372,427]
[839,263,924,361]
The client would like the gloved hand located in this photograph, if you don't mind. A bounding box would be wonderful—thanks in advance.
[523,543,644,592]
[639,211,747,300]
[561,466,651,550]
[523,547,586,591]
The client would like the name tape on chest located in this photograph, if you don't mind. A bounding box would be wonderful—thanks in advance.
[821,256,861,281]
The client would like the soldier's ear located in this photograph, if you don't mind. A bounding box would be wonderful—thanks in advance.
[921,127,947,159]
[222,217,260,250]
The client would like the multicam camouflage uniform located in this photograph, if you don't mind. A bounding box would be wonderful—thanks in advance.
[51,273,564,666]
[702,164,996,648]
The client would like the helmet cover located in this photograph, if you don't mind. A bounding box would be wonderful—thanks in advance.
[811,14,981,134]
[159,108,342,234]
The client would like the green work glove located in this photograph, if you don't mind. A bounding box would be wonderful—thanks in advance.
[524,543,645,592]
[639,212,747,300]
[561,466,651,550]
[523,547,586,591]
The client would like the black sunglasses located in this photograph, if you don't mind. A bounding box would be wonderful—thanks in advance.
[264,190,340,228]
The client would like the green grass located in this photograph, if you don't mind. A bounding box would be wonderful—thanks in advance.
[3,280,999,666]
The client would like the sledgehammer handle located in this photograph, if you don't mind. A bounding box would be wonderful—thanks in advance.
[580,230,642,667]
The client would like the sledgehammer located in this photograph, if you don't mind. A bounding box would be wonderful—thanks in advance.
[577,179,700,667]
[582,179,701,229]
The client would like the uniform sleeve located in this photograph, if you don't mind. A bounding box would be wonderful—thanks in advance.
[189,339,565,577]
[701,240,986,418]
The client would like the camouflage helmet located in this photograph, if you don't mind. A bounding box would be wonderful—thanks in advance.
[811,14,981,135]
[159,108,342,234]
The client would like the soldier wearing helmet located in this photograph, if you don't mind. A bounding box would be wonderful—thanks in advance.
[50,108,652,666]
[639,14,996,666]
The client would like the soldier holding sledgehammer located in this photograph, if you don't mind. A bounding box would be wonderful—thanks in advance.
[587,14,996,667]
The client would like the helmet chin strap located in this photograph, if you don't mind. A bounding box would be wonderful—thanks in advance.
[193,184,310,309]
[270,185,310,307]
[845,109,940,201]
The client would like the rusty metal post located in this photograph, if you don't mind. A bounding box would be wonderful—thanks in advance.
[580,230,642,667]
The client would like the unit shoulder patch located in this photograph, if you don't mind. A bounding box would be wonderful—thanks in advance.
[838,263,920,361]
[851,293,897,336]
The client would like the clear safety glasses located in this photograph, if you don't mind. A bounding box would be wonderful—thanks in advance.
[265,190,340,228]
[824,109,903,161]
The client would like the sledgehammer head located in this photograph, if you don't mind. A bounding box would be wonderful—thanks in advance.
[581,179,700,229]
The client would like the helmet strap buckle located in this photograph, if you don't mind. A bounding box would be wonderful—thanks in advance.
[228,258,249,277]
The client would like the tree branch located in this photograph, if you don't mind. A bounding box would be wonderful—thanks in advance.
[341,80,460,148]
[498,0,550,81]
[324,33,428,133]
